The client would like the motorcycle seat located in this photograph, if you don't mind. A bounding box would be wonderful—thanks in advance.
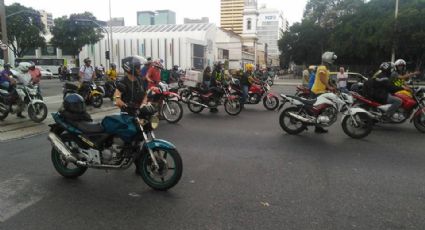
[286,95,316,105]
[70,121,104,133]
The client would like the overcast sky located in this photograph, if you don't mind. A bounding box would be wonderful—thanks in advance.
[5,0,307,26]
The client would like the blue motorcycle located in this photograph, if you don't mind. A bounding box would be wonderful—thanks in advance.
[47,107,183,191]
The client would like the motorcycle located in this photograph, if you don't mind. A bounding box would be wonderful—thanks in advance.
[150,82,184,124]
[295,85,311,98]
[187,82,242,116]
[103,80,117,100]
[352,81,425,132]
[278,91,373,139]
[230,78,279,110]
[63,82,104,108]
[0,75,47,123]
[47,106,183,191]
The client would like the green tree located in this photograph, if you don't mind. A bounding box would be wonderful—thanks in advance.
[5,3,46,58]
[50,12,104,65]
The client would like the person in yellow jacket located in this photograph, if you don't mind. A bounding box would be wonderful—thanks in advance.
[311,51,337,133]
[106,63,118,81]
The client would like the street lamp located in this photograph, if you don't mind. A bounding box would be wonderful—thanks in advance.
[391,0,399,63]
[74,19,111,67]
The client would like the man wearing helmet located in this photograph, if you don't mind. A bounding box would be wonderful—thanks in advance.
[0,64,14,90]
[311,52,337,133]
[241,63,255,107]
[28,62,42,94]
[391,59,421,94]
[146,59,163,90]
[114,56,151,116]
[79,58,96,100]
[209,61,225,113]
[363,62,405,120]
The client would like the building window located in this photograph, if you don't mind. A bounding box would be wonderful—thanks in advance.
[247,18,252,30]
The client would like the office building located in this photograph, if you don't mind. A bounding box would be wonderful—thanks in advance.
[108,17,125,27]
[257,7,285,60]
[220,0,244,35]
[39,10,54,30]
[137,10,176,25]
[184,17,209,24]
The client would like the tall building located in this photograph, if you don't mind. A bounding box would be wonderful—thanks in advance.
[257,7,285,59]
[184,17,209,24]
[137,10,176,25]
[220,0,244,35]
[38,10,54,30]
[107,17,125,27]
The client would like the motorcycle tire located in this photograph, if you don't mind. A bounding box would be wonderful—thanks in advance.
[0,102,9,120]
[224,98,242,116]
[28,102,48,123]
[91,95,103,108]
[341,113,373,139]
[413,112,425,133]
[161,100,183,124]
[51,135,87,178]
[279,107,307,135]
[263,95,279,111]
[188,95,204,113]
[179,88,191,103]
[138,148,183,191]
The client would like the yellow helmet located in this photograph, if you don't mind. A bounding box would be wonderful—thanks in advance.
[245,63,255,71]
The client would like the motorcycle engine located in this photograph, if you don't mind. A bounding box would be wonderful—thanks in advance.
[249,94,260,104]
[208,100,218,108]
[317,107,338,127]
[102,138,124,164]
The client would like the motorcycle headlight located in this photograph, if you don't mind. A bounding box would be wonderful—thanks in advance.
[150,115,159,130]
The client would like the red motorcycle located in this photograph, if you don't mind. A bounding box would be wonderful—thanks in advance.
[230,78,279,110]
[149,82,183,124]
[352,83,425,132]
[295,85,311,98]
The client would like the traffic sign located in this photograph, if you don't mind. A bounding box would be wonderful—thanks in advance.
[1,43,8,50]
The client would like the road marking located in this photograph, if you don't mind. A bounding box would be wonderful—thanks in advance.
[0,174,45,222]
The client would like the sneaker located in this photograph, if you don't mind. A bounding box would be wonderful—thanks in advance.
[209,108,219,113]
[16,113,26,119]
[314,127,328,134]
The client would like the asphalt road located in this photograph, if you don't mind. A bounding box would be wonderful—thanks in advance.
[1,85,425,230]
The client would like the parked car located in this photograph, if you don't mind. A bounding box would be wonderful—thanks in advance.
[329,72,368,90]
[38,67,55,79]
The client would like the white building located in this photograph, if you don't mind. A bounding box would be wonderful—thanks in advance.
[38,10,54,30]
[78,23,257,72]
[257,7,285,66]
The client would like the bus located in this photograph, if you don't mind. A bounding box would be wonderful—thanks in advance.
[15,58,67,75]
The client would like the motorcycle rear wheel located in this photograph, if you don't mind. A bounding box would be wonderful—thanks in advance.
[342,113,373,139]
[413,112,425,133]
[138,148,183,191]
[28,102,47,123]
[162,100,183,124]
[51,136,87,178]
[279,107,307,135]
[91,95,103,108]
[0,102,9,120]
[224,98,242,116]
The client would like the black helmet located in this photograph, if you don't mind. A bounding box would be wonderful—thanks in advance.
[122,55,147,75]
[173,65,179,70]
[3,63,11,69]
[379,62,393,75]
[63,93,86,113]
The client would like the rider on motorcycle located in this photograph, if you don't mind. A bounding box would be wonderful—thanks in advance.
[311,51,337,133]
[0,64,15,90]
[13,62,34,118]
[391,59,421,96]
[241,63,255,107]
[114,56,152,116]
[79,58,96,100]
[105,63,118,95]
[209,61,226,113]
[363,62,406,120]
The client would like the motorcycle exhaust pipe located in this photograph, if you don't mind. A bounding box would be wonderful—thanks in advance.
[288,112,314,123]
[48,132,84,165]
[189,100,209,108]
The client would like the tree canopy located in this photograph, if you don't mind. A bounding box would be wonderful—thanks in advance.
[5,3,46,58]
[50,12,104,59]
[280,0,425,71]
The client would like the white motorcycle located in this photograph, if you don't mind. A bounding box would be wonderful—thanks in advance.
[278,91,374,139]
[0,70,48,123]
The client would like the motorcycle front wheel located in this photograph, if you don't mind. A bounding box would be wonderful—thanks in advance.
[162,100,183,124]
[91,95,103,108]
[188,95,204,113]
[263,95,279,110]
[28,102,48,123]
[0,102,9,120]
[279,107,307,135]
[138,148,183,191]
[341,113,373,139]
[224,98,242,116]
[413,112,425,133]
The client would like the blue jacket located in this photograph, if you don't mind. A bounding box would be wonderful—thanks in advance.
[308,72,315,90]
[0,69,12,84]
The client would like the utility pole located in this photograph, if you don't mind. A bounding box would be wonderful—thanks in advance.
[0,0,8,63]
[391,0,399,63]
[109,0,114,64]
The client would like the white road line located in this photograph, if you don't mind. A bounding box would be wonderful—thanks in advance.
[0,174,45,222]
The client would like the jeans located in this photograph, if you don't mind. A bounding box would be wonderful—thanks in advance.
[386,94,402,118]
[242,85,249,104]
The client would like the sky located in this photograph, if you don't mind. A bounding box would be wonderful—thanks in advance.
[5,0,307,26]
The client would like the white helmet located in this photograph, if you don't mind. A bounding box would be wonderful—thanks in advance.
[394,59,406,73]
[322,51,337,64]
[17,62,32,73]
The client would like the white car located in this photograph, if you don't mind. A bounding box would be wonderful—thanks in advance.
[37,67,55,79]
